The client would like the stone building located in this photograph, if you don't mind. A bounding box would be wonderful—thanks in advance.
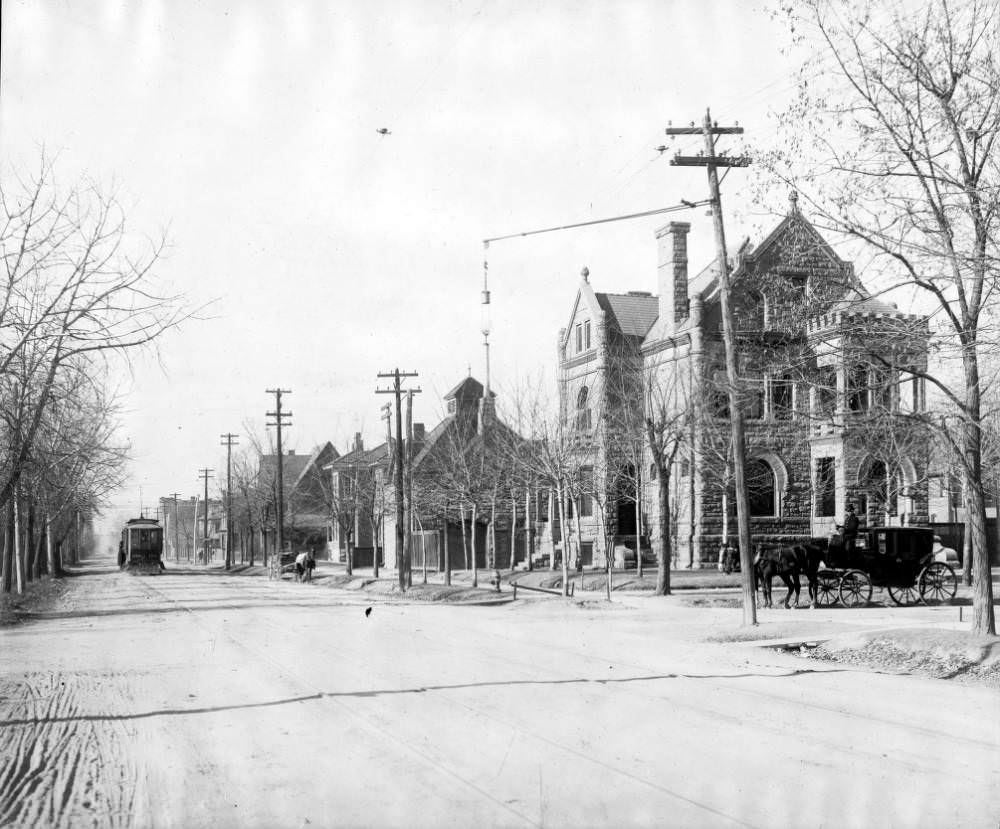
[553,194,930,568]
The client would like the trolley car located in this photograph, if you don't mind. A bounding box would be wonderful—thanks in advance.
[120,516,164,574]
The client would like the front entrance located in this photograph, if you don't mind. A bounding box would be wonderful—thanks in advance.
[579,541,593,566]
[616,464,637,536]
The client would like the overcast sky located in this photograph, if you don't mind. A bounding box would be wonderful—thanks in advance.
[2,0,812,526]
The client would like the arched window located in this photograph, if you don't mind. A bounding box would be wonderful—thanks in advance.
[747,458,776,517]
[575,386,591,431]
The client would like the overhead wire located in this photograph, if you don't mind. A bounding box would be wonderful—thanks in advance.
[482,199,712,245]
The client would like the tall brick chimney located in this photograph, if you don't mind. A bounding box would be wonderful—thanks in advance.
[353,432,363,453]
[657,221,690,329]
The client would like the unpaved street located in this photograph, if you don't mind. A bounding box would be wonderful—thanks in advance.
[2,559,998,829]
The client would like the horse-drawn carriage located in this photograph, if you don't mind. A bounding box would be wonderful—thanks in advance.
[812,526,958,607]
[753,526,959,609]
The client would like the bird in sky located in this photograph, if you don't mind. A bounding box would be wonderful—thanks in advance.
[376,128,391,136]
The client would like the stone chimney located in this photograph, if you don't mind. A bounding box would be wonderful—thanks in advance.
[353,432,364,453]
[657,221,690,329]
[287,449,295,456]
[413,423,425,443]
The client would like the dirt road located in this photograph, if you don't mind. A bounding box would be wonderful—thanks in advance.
[2,558,998,828]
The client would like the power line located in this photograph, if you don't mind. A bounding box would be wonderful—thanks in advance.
[482,199,712,245]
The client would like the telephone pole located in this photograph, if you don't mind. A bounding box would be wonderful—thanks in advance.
[169,493,181,563]
[220,433,239,570]
[378,402,393,579]
[266,388,292,568]
[667,108,756,625]
[405,387,422,588]
[198,469,214,564]
[376,369,419,591]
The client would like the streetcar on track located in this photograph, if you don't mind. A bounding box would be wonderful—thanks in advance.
[814,525,958,607]
[120,516,164,574]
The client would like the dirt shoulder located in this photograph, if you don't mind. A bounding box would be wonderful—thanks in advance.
[0,575,74,626]
[807,627,1000,688]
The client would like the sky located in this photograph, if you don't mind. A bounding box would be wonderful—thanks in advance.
[2,0,814,533]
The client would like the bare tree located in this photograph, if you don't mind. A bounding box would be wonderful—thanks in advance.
[642,360,692,596]
[767,0,999,633]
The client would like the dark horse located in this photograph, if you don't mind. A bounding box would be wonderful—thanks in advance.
[753,540,827,609]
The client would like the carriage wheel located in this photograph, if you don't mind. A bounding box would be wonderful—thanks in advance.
[887,583,921,606]
[815,570,840,606]
[919,563,958,605]
[839,570,871,607]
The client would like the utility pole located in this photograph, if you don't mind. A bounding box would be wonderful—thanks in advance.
[405,387,422,588]
[376,369,419,591]
[378,402,393,579]
[266,388,292,571]
[221,433,239,570]
[667,108,756,625]
[169,493,181,563]
[198,469,214,564]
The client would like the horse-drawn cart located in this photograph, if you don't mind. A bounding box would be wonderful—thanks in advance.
[814,526,958,607]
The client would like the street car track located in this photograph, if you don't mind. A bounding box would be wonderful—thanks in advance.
[295,605,993,786]
[137,576,760,829]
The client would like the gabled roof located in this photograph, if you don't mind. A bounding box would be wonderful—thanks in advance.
[259,442,338,491]
[329,441,389,471]
[595,292,659,337]
[444,376,485,401]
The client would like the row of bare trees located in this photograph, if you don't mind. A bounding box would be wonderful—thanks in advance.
[0,159,193,593]
[761,0,999,634]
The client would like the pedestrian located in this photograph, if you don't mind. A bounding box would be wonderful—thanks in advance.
[843,502,859,555]
[118,541,126,570]
[294,550,308,582]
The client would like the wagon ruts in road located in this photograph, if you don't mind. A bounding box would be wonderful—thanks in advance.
[812,526,958,608]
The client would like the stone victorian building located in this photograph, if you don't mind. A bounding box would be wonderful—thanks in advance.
[554,194,930,569]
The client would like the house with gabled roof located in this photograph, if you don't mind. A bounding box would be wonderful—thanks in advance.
[257,441,339,556]
[553,192,931,569]
[325,434,391,568]
[377,375,529,573]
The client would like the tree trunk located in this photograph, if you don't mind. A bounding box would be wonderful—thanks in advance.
[14,492,25,595]
[963,426,995,634]
[46,514,56,578]
[471,502,478,588]
[460,502,468,571]
[656,471,671,596]
[345,530,354,576]
[550,489,558,572]
[721,461,731,569]
[556,483,569,597]
[636,463,643,578]
[33,526,45,579]
[26,501,37,581]
[509,492,518,574]
[525,488,533,572]
[606,536,613,601]
[443,507,451,586]
[1,502,12,593]
[573,496,584,591]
